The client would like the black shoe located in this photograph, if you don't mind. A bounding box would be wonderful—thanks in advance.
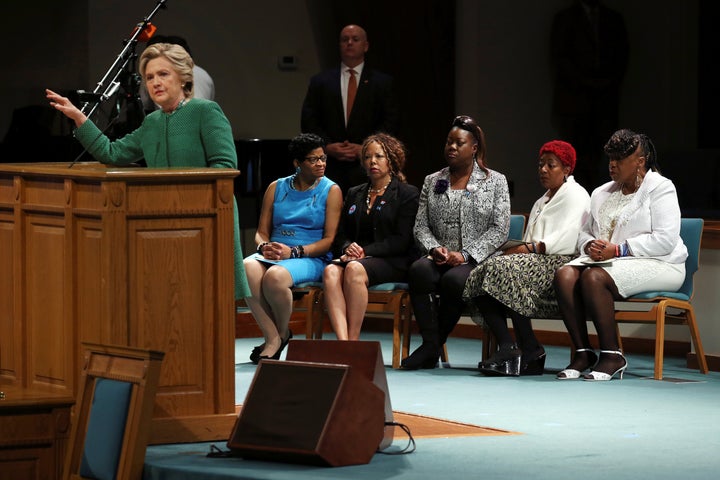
[249,344,265,364]
[520,347,546,376]
[258,330,293,362]
[401,342,440,370]
[478,344,521,376]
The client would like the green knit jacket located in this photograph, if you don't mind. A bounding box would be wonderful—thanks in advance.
[76,98,250,299]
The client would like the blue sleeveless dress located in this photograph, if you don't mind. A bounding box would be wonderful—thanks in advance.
[256,175,335,284]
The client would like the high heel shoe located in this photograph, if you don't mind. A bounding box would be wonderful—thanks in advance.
[249,343,265,364]
[478,344,521,376]
[583,350,627,381]
[520,347,546,376]
[258,330,293,362]
[557,348,598,380]
[401,342,440,370]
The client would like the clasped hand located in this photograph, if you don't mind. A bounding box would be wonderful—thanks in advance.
[431,246,464,266]
[341,242,365,261]
[258,241,290,260]
[326,141,361,161]
[586,239,615,262]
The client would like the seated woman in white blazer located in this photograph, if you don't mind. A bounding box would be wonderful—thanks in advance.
[553,129,687,381]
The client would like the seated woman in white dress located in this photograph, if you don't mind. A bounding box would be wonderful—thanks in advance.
[553,129,687,381]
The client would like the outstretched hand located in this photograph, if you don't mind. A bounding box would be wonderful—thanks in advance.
[46,89,87,128]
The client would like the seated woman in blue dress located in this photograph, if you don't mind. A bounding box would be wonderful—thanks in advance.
[323,133,419,340]
[243,133,343,363]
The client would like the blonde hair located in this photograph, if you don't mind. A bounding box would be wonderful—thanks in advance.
[139,43,195,98]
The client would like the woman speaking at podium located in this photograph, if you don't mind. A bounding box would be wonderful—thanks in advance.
[46,42,251,300]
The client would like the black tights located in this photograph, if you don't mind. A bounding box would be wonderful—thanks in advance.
[554,265,626,372]
[553,265,623,349]
[475,295,541,354]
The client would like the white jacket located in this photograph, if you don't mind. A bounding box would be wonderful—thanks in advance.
[576,170,687,264]
[524,176,590,255]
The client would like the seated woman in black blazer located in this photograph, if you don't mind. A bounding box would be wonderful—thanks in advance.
[323,133,419,340]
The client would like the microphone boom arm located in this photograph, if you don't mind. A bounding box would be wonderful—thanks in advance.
[80,0,168,118]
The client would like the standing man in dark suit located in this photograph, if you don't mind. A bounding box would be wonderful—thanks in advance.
[301,24,399,194]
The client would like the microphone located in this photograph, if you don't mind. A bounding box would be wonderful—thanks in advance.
[68,115,120,168]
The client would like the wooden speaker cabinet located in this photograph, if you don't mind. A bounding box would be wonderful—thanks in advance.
[285,339,394,448]
[228,360,384,467]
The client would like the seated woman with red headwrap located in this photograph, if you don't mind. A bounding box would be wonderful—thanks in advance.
[463,140,590,376]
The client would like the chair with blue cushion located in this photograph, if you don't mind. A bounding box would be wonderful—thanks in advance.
[614,217,709,380]
[63,343,164,480]
[508,213,526,242]
[309,282,414,368]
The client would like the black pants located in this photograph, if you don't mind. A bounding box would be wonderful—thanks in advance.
[408,257,474,344]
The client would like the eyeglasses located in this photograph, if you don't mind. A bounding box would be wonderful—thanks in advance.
[304,154,327,165]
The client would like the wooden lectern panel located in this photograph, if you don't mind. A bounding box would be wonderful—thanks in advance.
[129,217,215,416]
[0,162,239,444]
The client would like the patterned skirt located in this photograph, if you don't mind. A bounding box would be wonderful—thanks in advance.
[462,253,575,318]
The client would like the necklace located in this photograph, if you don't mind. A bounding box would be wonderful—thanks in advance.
[366,178,391,211]
[369,178,392,194]
[291,174,320,191]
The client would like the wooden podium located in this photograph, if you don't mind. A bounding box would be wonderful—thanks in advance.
[0,162,239,444]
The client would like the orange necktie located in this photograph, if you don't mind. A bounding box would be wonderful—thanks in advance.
[347,69,357,122]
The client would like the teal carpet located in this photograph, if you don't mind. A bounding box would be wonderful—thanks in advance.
[144,333,720,479]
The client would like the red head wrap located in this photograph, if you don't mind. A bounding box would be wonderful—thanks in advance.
[539,140,576,173]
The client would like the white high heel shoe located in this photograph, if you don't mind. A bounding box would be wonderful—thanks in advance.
[583,350,627,381]
[557,348,597,380]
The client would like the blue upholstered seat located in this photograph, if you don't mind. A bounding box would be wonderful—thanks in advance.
[615,218,708,379]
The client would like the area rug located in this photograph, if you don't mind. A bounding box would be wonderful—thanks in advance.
[391,411,518,438]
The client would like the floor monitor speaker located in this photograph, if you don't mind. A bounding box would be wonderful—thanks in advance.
[285,339,394,449]
[227,360,384,467]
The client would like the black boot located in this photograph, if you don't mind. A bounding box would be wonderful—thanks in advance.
[402,293,440,370]
[401,342,441,370]
[478,343,521,376]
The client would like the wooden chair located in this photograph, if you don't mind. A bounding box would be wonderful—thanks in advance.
[366,283,415,369]
[308,282,412,369]
[235,282,323,340]
[63,343,164,480]
[293,282,324,339]
[614,218,709,380]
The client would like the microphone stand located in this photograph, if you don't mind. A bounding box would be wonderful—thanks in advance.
[79,0,168,120]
